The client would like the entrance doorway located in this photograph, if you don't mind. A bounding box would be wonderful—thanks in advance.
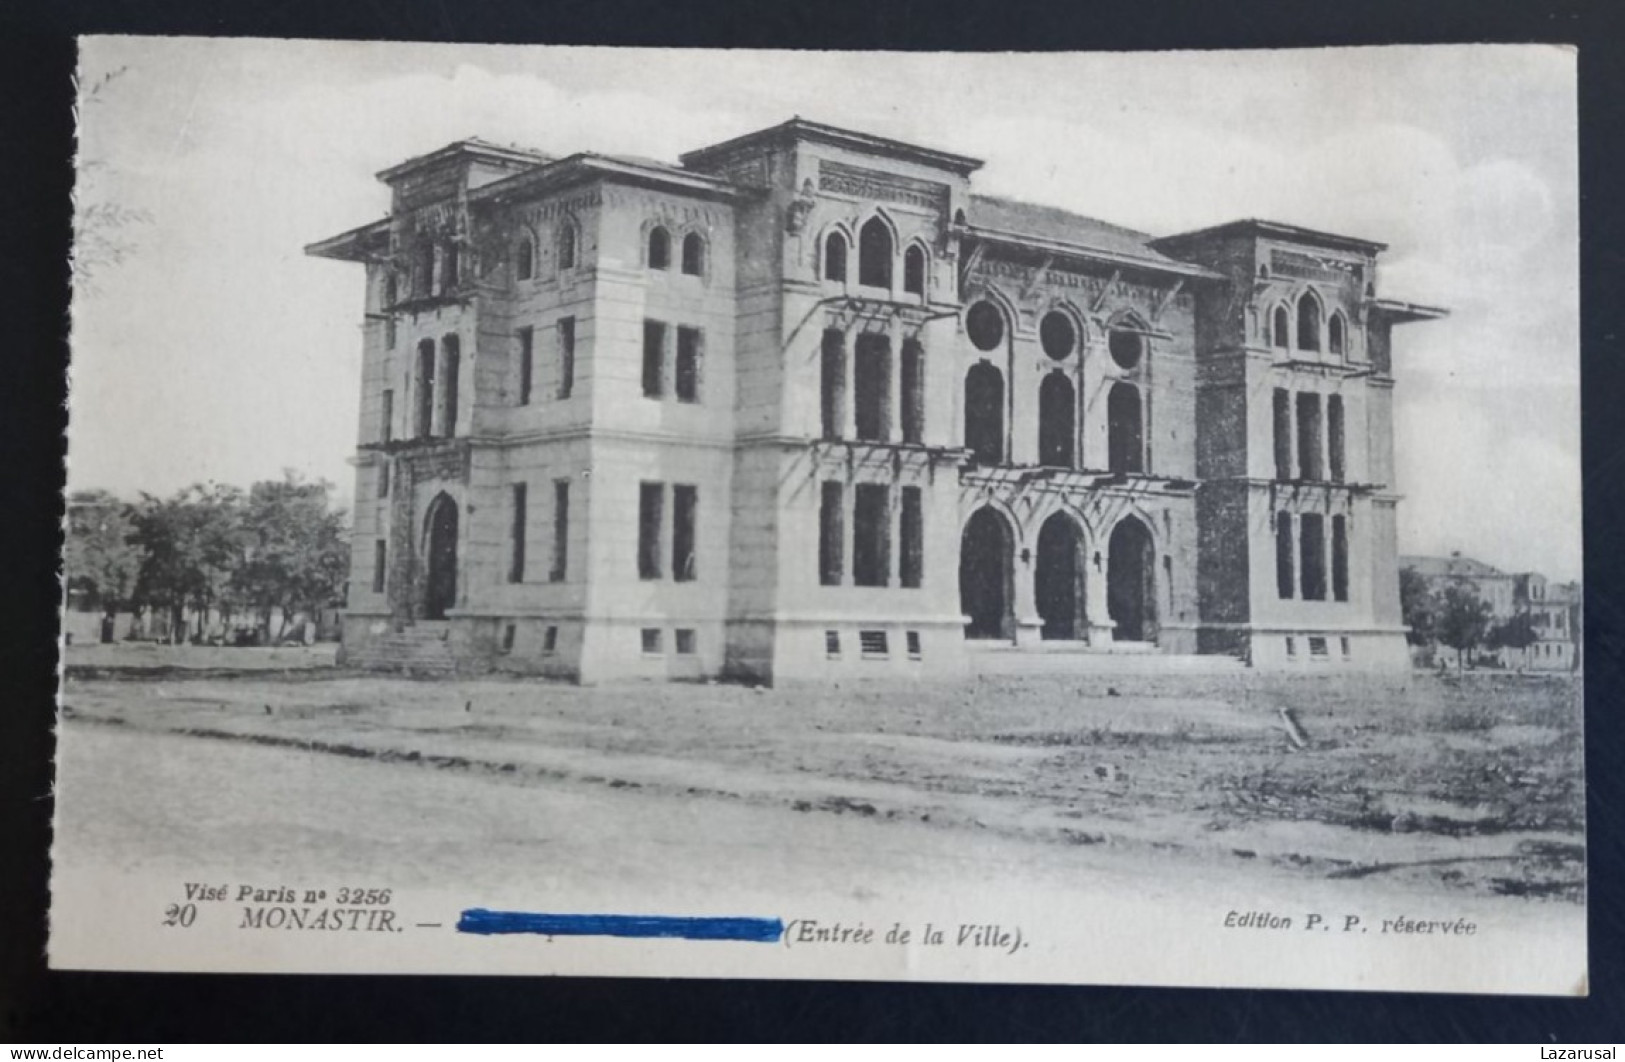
[1107,516,1156,643]
[424,492,459,620]
[1035,513,1087,640]
[960,507,1013,639]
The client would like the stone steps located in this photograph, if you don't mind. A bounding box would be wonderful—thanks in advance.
[345,623,459,675]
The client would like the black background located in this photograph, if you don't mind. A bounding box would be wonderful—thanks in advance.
[3,0,1622,1043]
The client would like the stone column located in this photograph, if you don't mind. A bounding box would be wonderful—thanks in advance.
[1012,531,1044,647]
[1086,541,1115,647]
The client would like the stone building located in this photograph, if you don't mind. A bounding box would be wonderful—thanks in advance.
[1403,553,1581,671]
[307,118,1444,683]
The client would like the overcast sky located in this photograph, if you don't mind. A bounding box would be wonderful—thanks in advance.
[69,39,1580,581]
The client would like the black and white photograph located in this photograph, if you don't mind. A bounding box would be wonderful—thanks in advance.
[52,37,1583,994]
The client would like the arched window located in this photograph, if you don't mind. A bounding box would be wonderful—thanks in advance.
[383,273,398,308]
[440,335,461,438]
[1038,371,1076,469]
[858,217,893,288]
[903,245,926,296]
[515,236,534,281]
[648,226,671,270]
[1297,292,1322,352]
[681,232,705,276]
[1328,311,1346,356]
[823,231,848,283]
[440,241,460,292]
[558,222,578,271]
[1107,382,1144,474]
[416,242,435,298]
[965,363,1005,466]
[1272,306,1291,349]
[1108,326,1144,370]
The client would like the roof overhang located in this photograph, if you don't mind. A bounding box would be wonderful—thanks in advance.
[1152,219,1388,257]
[473,153,746,206]
[959,223,1224,281]
[375,139,551,183]
[682,118,984,177]
[1370,298,1449,324]
[305,218,391,262]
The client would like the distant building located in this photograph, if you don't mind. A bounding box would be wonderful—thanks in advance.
[309,118,1445,683]
[1402,552,1580,671]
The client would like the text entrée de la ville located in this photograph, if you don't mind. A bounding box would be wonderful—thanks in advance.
[783,920,1028,955]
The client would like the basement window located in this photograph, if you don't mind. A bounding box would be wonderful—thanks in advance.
[675,629,696,655]
[825,630,841,658]
[542,626,558,654]
[1285,636,1297,658]
[859,630,889,658]
[906,631,922,660]
[641,628,663,654]
[1308,636,1329,658]
[501,624,516,654]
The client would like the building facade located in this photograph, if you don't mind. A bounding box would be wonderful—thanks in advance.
[308,118,1444,683]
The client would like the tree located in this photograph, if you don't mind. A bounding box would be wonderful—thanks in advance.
[1399,566,1438,646]
[63,489,140,636]
[229,472,349,643]
[129,484,246,642]
[1434,584,1494,670]
[1486,610,1539,665]
[74,66,152,291]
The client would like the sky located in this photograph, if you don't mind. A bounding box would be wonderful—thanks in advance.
[69,39,1581,581]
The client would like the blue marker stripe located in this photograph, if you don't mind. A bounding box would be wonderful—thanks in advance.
[456,909,784,942]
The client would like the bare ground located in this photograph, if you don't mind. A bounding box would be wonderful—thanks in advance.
[54,651,1586,906]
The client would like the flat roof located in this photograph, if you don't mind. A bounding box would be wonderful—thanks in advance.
[966,194,1221,280]
[305,218,390,261]
[375,138,553,182]
[472,152,745,205]
[681,117,984,177]
[1151,218,1388,256]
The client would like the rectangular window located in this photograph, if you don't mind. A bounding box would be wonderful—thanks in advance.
[1300,512,1327,601]
[675,629,696,655]
[819,481,844,586]
[1309,636,1329,658]
[1272,388,1292,480]
[380,389,394,444]
[557,317,576,400]
[517,326,534,406]
[820,329,845,440]
[1340,636,1351,659]
[501,624,516,653]
[508,483,527,583]
[900,486,923,589]
[550,480,569,582]
[641,628,663,654]
[853,483,890,588]
[901,340,925,445]
[384,315,396,350]
[1275,512,1295,599]
[906,630,922,659]
[1331,514,1349,602]
[1285,636,1296,657]
[859,630,889,657]
[415,340,435,439]
[853,334,891,442]
[1327,395,1345,483]
[377,460,390,499]
[824,630,841,657]
[372,540,387,594]
[642,320,666,398]
[1296,392,1323,482]
[542,625,558,653]
[638,482,664,579]
[672,484,697,582]
[676,326,702,404]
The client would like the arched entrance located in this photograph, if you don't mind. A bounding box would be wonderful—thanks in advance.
[424,493,459,621]
[965,362,1005,465]
[1107,516,1156,643]
[959,507,1014,640]
[1035,513,1087,640]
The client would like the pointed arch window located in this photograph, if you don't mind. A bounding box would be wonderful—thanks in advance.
[558,222,578,271]
[858,217,893,288]
[1272,305,1291,349]
[1328,311,1346,356]
[1297,292,1322,352]
[648,226,671,270]
[681,232,705,276]
[903,245,926,296]
[823,231,848,282]
[515,235,534,281]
